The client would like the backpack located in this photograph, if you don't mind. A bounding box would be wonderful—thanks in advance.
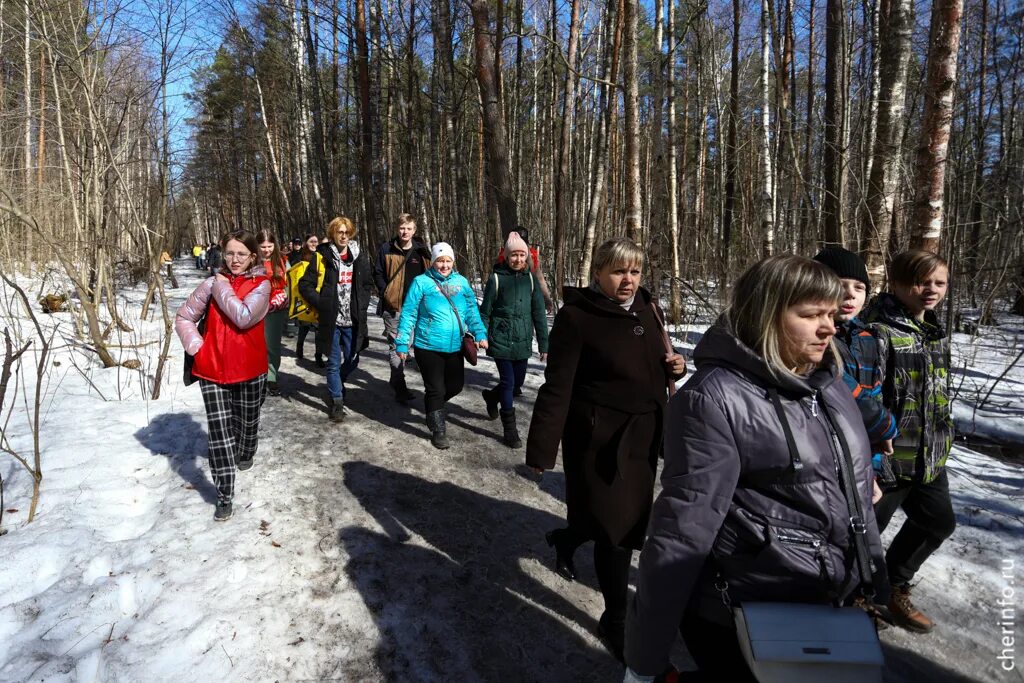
[491,270,534,296]
[287,253,325,323]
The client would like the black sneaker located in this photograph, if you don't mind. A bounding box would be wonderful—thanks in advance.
[214,501,233,521]
[237,456,254,472]
[267,382,281,397]
[395,387,415,404]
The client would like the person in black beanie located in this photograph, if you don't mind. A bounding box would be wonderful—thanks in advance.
[813,247,898,495]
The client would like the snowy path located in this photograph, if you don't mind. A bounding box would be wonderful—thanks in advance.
[0,261,1021,682]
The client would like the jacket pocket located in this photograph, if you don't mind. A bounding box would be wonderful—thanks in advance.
[769,525,837,586]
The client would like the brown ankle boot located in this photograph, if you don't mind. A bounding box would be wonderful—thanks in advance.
[888,584,934,633]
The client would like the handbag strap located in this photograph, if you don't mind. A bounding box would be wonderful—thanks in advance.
[820,398,877,601]
[434,281,468,336]
[767,387,875,600]
[766,388,804,471]
[385,243,418,290]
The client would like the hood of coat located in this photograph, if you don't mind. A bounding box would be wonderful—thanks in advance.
[693,320,841,396]
[561,284,652,316]
[864,293,945,342]
[318,240,361,264]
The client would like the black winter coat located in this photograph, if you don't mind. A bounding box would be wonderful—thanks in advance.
[298,241,373,358]
[624,323,888,676]
[526,286,680,549]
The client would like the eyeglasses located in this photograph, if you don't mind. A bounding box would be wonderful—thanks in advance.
[224,252,252,261]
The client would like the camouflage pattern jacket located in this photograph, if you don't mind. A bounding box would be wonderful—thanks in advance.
[863,294,953,483]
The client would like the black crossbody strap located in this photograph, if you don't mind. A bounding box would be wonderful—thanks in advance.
[821,398,876,600]
[434,282,467,336]
[767,388,804,471]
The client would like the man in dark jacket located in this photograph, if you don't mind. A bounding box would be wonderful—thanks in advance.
[373,213,431,403]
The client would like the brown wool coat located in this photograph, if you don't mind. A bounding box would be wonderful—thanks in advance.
[526,286,681,549]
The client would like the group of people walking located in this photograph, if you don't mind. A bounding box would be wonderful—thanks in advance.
[175,216,956,679]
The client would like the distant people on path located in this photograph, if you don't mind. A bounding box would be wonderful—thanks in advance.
[206,243,222,275]
[862,249,955,633]
[288,234,323,366]
[479,231,549,448]
[288,237,305,266]
[395,242,488,449]
[373,213,431,404]
[175,230,271,522]
[299,217,373,423]
[258,230,290,396]
[192,244,203,269]
[624,255,887,681]
[525,237,685,661]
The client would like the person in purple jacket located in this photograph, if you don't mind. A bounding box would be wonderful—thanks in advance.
[624,255,887,681]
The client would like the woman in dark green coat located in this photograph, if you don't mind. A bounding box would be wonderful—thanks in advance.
[479,231,550,447]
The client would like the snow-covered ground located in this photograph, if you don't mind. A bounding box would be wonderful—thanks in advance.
[0,262,1021,682]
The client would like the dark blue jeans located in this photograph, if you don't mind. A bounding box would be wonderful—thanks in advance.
[327,325,359,399]
[494,358,528,410]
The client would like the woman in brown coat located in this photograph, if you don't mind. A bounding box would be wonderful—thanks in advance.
[525,237,686,661]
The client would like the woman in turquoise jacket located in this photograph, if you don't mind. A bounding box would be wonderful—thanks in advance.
[396,242,488,449]
[479,231,549,449]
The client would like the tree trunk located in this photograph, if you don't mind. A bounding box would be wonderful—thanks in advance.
[911,0,964,253]
[553,0,582,299]
[861,0,914,283]
[667,0,682,321]
[760,0,776,256]
[723,0,741,263]
[471,0,519,237]
[823,0,848,246]
[354,0,378,238]
[622,0,643,242]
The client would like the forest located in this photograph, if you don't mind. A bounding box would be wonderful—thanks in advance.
[0,0,1022,352]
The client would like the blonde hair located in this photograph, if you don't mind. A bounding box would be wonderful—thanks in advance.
[726,255,843,377]
[395,213,416,230]
[327,216,358,243]
[591,237,644,277]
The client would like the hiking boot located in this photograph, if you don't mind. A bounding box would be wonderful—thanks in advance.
[395,387,416,404]
[597,611,626,663]
[499,408,522,448]
[328,396,346,423]
[236,456,254,472]
[315,356,326,368]
[888,584,934,633]
[426,409,450,449]
[481,387,500,420]
[267,382,281,397]
[214,501,233,522]
[513,387,523,397]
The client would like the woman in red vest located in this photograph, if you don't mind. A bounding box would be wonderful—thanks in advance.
[176,230,271,521]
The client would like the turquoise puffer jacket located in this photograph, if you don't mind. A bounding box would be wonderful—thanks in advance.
[395,269,488,354]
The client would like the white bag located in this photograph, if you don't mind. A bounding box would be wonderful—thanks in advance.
[734,602,884,683]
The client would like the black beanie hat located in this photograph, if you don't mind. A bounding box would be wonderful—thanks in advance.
[813,247,870,292]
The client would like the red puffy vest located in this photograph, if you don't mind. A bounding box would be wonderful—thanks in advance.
[192,275,269,384]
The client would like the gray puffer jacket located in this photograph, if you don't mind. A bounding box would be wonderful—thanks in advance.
[625,324,887,677]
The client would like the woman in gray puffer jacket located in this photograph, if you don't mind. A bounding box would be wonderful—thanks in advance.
[624,255,888,681]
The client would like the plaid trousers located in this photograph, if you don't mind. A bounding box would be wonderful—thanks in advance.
[199,374,266,503]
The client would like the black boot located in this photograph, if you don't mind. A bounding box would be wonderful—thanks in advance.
[597,611,625,663]
[391,368,415,404]
[328,396,346,423]
[481,386,500,420]
[425,409,450,449]
[499,408,522,448]
[545,529,577,581]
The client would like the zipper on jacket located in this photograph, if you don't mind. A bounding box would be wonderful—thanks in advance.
[808,390,819,417]
[777,534,831,582]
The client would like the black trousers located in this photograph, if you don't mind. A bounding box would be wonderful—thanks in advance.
[874,468,956,586]
[557,528,632,622]
[414,347,464,413]
[679,612,757,682]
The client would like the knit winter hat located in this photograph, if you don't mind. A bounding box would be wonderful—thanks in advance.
[431,242,455,263]
[813,247,870,292]
[504,231,529,256]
